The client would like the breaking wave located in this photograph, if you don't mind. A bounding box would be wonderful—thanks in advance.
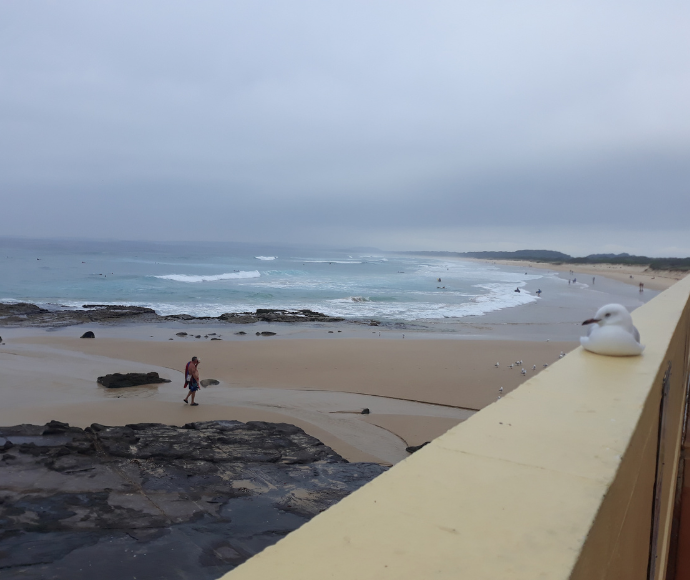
[154,271,261,283]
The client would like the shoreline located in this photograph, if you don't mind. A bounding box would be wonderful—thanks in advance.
[464,258,686,291]
[0,261,667,465]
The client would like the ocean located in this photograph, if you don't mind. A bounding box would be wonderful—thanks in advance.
[0,238,556,323]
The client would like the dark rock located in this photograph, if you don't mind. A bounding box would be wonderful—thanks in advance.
[176,332,188,336]
[256,332,261,336]
[200,379,220,387]
[235,331,247,335]
[0,302,47,317]
[328,331,334,333]
[0,420,386,578]
[195,335,201,338]
[406,441,431,454]
[260,331,276,336]
[80,330,95,338]
[361,408,370,415]
[211,337,222,340]
[97,372,172,388]
[0,302,345,329]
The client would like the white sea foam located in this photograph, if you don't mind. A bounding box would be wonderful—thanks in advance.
[316,283,537,320]
[301,260,362,264]
[255,256,277,260]
[154,271,261,283]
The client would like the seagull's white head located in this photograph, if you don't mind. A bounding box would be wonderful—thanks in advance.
[582,304,633,329]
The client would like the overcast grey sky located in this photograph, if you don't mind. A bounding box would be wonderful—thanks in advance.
[1,1,688,256]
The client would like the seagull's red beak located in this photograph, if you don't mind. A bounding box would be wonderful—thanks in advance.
[582,318,601,325]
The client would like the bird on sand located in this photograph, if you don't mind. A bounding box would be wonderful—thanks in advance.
[581,304,644,356]
[495,362,499,367]
[532,364,536,370]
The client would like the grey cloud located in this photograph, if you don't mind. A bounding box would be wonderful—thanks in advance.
[1,1,689,254]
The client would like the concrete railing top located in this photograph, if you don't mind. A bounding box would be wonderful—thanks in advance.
[222,275,690,580]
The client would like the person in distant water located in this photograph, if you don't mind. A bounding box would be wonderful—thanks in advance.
[639,282,644,292]
[514,287,520,293]
[573,278,576,283]
[183,356,201,406]
[592,277,595,284]
[536,289,542,296]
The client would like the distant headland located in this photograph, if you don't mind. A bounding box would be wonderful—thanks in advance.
[399,250,690,272]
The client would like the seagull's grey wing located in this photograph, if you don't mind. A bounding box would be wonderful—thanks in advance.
[632,325,641,343]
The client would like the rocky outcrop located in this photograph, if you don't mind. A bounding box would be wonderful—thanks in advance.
[220,309,344,324]
[0,420,386,579]
[0,303,158,327]
[0,303,345,328]
[80,331,95,338]
[97,372,172,388]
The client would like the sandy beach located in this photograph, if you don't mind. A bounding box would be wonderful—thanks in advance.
[469,258,687,291]
[0,332,574,464]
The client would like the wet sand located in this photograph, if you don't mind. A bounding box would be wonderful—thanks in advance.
[0,333,574,464]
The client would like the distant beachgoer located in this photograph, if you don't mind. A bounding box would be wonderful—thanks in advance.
[573,278,576,283]
[514,287,520,293]
[568,279,571,285]
[592,277,595,284]
[536,289,542,296]
[183,356,201,406]
[437,278,442,282]
[639,282,644,292]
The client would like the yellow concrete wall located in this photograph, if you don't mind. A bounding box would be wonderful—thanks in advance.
[221,276,690,580]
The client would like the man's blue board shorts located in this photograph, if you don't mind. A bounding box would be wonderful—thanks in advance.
[188,379,199,392]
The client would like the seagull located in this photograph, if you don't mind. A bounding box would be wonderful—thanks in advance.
[521,369,526,375]
[581,303,644,356]
[532,364,536,370]
[495,363,499,367]
[543,364,548,367]
[499,387,503,392]
[509,364,513,369]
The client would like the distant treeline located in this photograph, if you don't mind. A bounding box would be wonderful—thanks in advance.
[401,250,690,271]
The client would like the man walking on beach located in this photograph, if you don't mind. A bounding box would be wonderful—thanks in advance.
[183,356,201,406]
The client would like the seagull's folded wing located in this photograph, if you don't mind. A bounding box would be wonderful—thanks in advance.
[581,326,644,356]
